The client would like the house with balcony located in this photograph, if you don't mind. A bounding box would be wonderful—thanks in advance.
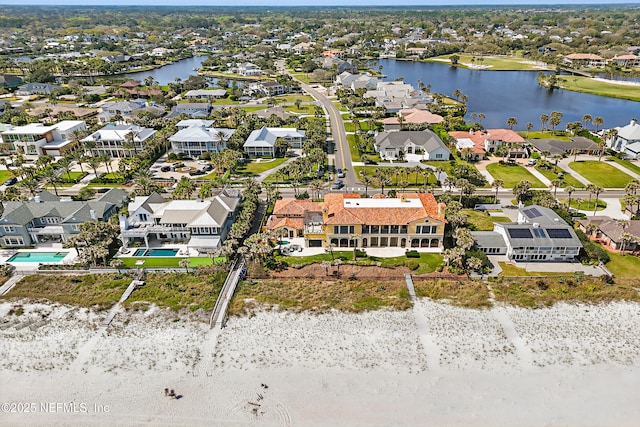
[81,124,156,158]
[471,205,583,262]
[167,102,212,119]
[119,190,241,254]
[243,126,306,157]
[0,189,128,247]
[608,119,640,156]
[98,99,146,124]
[374,130,450,161]
[0,120,87,157]
[169,121,234,158]
[267,193,447,250]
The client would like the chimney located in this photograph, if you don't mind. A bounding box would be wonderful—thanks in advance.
[90,210,97,220]
[119,214,129,230]
[469,128,474,135]
[34,195,41,203]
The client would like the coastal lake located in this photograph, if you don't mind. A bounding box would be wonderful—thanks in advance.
[377,58,640,129]
[124,56,208,86]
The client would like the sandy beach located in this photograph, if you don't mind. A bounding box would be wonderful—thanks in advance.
[1,299,640,426]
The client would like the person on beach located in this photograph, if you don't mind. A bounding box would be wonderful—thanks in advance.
[164,388,169,396]
[169,389,176,398]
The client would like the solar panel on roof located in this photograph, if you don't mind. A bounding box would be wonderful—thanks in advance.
[508,228,533,239]
[523,207,542,218]
[546,228,572,239]
[532,228,546,238]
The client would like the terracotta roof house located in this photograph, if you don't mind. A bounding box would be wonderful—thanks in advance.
[382,108,443,131]
[119,190,241,254]
[267,193,447,250]
[449,129,487,160]
[0,189,128,247]
[578,216,640,253]
[482,129,527,155]
[375,130,450,161]
[609,54,640,68]
[472,205,583,262]
[563,53,605,68]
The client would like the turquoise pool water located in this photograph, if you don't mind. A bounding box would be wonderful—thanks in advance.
[133,248,179,257]
[7,252,68,263]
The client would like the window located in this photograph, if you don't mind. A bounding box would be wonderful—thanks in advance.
[3,237,24,245]
[44,217,59,224]
[339,225,349,234]
[435,154,443,159]
[417,225,437,234]
[2,226,16,233]
[139,213,148,221]
[390,225,399,234]
[400,225,407,234]
[381,225,389,234]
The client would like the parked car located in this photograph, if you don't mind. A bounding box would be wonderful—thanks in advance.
[160,165,171,172]
[189,169,205,176]
[527,159,538,165]
[364,159,378,165]
[4,177,17,186]
[197,160,209,165]
[337,168,345,178]
[203,164,213,171]
[331,179,344,190]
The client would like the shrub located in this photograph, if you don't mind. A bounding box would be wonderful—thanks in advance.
[405,250,420,258]
[405,260,420,270]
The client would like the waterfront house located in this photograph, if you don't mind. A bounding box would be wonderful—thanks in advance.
[528,137,599,157]
[119,190,241,253]
[608,119,640,156]
[578,216,640,252]
[169,121,234,158]
[184,89,227,99]
[167,102,212,119]
[16,83,61,96]
[267,193,447,250]
[382,108,443,131]
[243,126,306,158]
[472,205,583,262]
[0,189,128,247]
[374,130,450,161]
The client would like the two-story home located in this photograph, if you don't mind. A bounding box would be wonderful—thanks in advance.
[81,124,156,158]
[243,126,306,157]
[16,82,61,96]
[0,120,87,157]
[169,121,234,158]
[183,89,227,99]
[167,102,212,119]
[0,189,128,247]
[118,190,241,254]
[609,119,640,157]
[267,193,447,250]
[374,130,450,161]
[472,205,583,262]
[98,100,147,124]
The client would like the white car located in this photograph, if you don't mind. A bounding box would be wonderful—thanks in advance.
[197,160,209,165]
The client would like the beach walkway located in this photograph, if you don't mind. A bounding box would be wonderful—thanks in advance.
[405,274,442,372]
[0,274,25,296]
[210,258,246,329]
[101,280,144,328]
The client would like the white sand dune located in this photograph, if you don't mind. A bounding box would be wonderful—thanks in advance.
[1,299,640,426]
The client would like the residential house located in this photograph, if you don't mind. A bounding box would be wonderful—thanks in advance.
[364,81,431,114]
[257,81,286,97]
[0,189,128,247]
[449,129,487,161]
[233,62,263,77]
[183,89,227,99]
[267,193,447,250]
[118,190,241,253]
[81,124,156,158]
[382,108,443,131]
[16,83,61,96]
[243,126,306,157]
[98,100,147,124]
[563,53,606,68]
[169,121,234,158]
[529,137,599,157]
[609,119,640,155]
[578,216,640,252]
[167,102,212,119]
[374,130,450,161]
[335,72,379,91]
[482,129,527,156]
[609,54,640,68]
[0,120,87,157]
[472,205,583,262]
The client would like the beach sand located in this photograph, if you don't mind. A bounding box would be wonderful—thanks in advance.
[1,299,640,426]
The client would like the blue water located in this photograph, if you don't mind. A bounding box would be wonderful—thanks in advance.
[133,249,147,257]
[123,56,208,86]
[146,249,178,257]
[376,59,640,129]
[8,252,68,263]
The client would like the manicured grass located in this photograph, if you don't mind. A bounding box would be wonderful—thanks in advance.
[605,251,640,278]
[498,262,573,277]
[0,170,13,182]
[558,198,607,211]
[354,165,438,188]
[491,276,640,308]
[343,122,376,132]
[240,105,268,112]
[431,54,551,71]
[485,163,545,188]
[0,273,131,310]
[413,279,492,308]
[120,257,218,268]
[228,278,412,314]
[569,160,634,188]
[236,158,288,176]
[607,156,640,176]
[347,134,361,162]
[289,72,311,84]
[273,94,314,104]
[534,164,584,188]
[524,131,570,141]
[462,209,510,231]
[556,76,640,102]
[125,270,227,312]
[277,251,442,275]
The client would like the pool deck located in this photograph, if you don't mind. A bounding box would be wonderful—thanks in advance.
[1,246,79,272]
[116,244,201,258]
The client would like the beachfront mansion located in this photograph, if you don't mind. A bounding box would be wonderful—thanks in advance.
[267,193,447,250]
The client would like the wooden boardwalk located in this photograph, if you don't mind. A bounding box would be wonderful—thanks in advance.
[210,258,246,329]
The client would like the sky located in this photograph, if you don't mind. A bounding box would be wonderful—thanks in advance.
[0,0,638,5]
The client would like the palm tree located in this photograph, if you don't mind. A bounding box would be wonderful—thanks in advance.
[321,260,332,276]
[565,185,576,210]
[593,117,604,132]
[591,185,603,216]
[550,179,563,198]
[110,259,125,273]
[582,114,592,130]
[179,258,190,273]
[360,172,372,197]
[41,167,60,196]
[506,116,518,130]
[492,179,504,203]
[540,114,549,131]
[526,122,533,137]
[586,184,596,208]
[87,156,102,178]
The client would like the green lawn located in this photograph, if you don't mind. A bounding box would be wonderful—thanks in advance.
[485,163,545,188]
[347,134,361,162]
[607,156,640,176]
[462,209,511,231]
[569,161,634,188]
[556,76,640,102]
[558,198,606,211]
[431,54,552,71]
[354,166,438,188]
[523,131,570,141]
[534,164,583,188]
[605,251,640,278]
[236,158,288,176]
[498,262,572,277]
[273,94,314,104]
[0,170,13,182]
[120,257,219,268]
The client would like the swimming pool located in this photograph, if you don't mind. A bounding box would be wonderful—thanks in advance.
[7,251,68,263]
[133,248,179,257]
